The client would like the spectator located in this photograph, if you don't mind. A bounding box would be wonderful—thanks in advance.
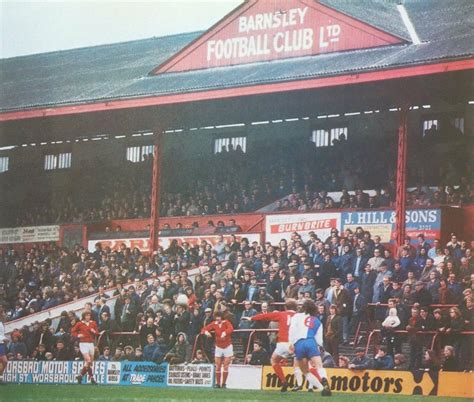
[373,346,394,370]
[441,345,459,371]
[191,349,209,364]
[324,304,342,364]
[164,332,189,364]
[246,340,270,365]
[348,347,372,370]
[98,346,112,361]
[421,350,440,371]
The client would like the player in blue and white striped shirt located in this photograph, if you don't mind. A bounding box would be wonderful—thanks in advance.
[289,300,332,396]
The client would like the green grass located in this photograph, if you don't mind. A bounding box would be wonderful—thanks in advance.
[0,385,471,402]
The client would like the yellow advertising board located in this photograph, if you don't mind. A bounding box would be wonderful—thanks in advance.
[261,366,438,396]
[437,372,474,398]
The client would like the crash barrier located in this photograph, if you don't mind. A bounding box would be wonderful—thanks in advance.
[191,328,279,363]
[4,266,201,334]
[3,360,473,398]
[365,329,474,355]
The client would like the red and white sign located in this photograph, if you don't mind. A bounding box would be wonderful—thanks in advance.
[87,233,262,253]
[154,0,402,73]
[0,225,60,244]
[265,212,341,244]
[159,233,261,249]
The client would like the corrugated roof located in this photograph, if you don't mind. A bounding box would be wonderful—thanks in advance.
[0,0,472,113]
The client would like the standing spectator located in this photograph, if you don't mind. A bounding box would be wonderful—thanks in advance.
[324,305,342,364]
[333,278,352,344]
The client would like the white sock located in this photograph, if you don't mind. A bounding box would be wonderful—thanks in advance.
[305,373,323,390]
[294,367,303,386]
[317,367,328,381]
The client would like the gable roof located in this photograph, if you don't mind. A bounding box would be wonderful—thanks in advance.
[0,0,472,117]
[153,0,404,74]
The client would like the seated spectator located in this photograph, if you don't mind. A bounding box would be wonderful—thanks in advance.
[123,345,135,361]
[320,346,336,368]
[441,345,459,371]
[164,332,189,364]
[373,346,394,370]
[52,339,70,361]
[7,334,27,358]
[246,341,270,365]
[337,355,349,369]
[349,347,372,370]
[420,350,440,371]
[98,346,112,361]
[191,349,209,364]
[393,353,407,370]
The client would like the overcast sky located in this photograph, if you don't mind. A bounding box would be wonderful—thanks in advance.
[0,0,243,58]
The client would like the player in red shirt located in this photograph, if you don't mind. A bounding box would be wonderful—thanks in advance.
[242,298,299,392]
[71,311,98,384]
[201,311,234,388]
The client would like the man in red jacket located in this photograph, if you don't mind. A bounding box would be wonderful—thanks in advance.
[71,311,98,384]
[242,298,298,392]
[201,311,234,388]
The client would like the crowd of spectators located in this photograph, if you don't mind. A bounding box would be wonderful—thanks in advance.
[3,129,472,227]
[1,227,472,373]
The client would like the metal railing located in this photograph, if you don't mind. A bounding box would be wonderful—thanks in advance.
[364,329,474,355]
[191,328,279,364]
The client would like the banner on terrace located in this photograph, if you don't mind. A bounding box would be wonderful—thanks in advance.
[87,233,261,253]
[265,212,341,244]
[0,225,60,244]
[341,209,441,243]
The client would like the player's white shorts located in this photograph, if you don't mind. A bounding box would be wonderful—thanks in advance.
[215,344,233,358]
[79,342,95,356]
[274,342,292,358]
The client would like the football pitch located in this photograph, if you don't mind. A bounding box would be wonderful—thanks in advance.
[0,385,471,402]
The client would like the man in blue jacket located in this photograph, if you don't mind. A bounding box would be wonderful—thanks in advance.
[373,346,394,370]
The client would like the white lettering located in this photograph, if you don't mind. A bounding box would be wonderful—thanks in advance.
[207,40,216,61]
[297,7,308,24]
[319,26,329,48]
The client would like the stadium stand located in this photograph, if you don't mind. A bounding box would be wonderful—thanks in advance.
[2,228,472,372]
[1,130,471,227]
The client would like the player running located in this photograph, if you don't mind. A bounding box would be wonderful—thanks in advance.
[201,311,234,389]
[289,299,332,397]
[241,298,303,392]
[72,311,99,385]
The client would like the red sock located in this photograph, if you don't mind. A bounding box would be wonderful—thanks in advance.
[215,370,221,386]
[80,366,88,376]
[310,368,322,382]
[272,363,287,384]
[87,367,93,379]
[222,371,228,385]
